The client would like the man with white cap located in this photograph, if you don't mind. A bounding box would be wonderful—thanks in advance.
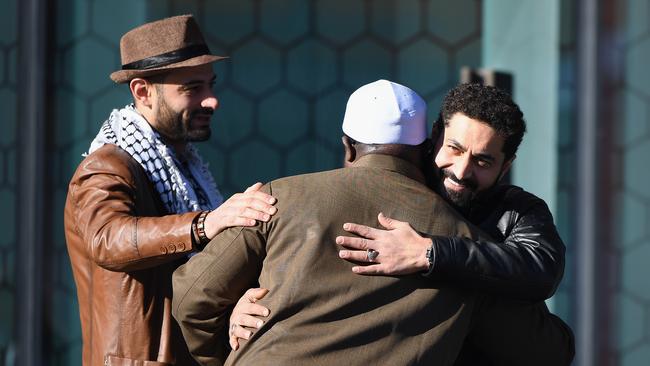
[172,80,572,365]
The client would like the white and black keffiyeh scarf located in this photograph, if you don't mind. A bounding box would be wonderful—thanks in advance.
[86,104,223,214]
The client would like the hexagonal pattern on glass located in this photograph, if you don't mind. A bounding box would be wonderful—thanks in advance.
[50,288,81,346]
[229,140,281,188]
[62,38,115,96]
[0,0,17,46]
[231,39,282,96]
[315,89,349,147]
[316,0,365,44]
[453,38,482,76]
[627,37,650,98]
[287,40,337,95]
[622,90,648,145]
[370,0,420,45]
[619,192,647,248]
[0,288,13,345]
[89,87,133,136]
[57,0,89,46]
[7,45,17,86]
[92,0,154,46]
[54,90,89,149]
[286,141,338,176]
[203,0,254,45]
[622,343,650,366]
[0,89,16,147]
[427,0,479,45]
[397,39,449,96]
[342,39,392,89]
[624,0,650,43]
[259,90,308,146]
[194,143,226,189]
[0,50,5,84]
[211,88,254,147]
[617,294,645,350]
[624,138,650,198]
[261,0,310,45]
[622,242,650,301]
[0,189,14,249]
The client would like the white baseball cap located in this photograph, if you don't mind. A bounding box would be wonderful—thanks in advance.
[342,79,427,145]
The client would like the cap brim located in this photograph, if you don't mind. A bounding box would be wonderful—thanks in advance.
[109,54,228,84]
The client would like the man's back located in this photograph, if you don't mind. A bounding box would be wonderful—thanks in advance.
[173,154,484,365]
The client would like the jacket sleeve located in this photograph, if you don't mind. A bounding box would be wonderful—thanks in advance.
[458,296,575,366]
[172,205,268,365]
[424,192,566,302]
[68,147,199,272]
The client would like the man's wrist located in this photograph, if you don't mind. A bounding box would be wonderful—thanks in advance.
[422,237,434,271]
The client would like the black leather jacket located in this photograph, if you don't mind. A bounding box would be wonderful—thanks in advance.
[424,184,566,302]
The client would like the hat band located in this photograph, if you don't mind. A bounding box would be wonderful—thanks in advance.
[121,44,211,70]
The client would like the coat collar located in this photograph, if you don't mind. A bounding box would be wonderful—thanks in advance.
[352,154,426,184]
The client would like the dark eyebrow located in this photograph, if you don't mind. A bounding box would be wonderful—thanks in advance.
[448,138,496,162]
[181,75,217,87]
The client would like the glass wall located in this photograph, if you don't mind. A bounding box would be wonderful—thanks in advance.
[0,0,18,364]
[41,0,483,364]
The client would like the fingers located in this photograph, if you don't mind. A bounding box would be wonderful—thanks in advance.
[244,287,270,302]
[335,236,371,250]
[244,182,263,193]
[342,222,379,239]
[378,212,407,230]
[338,249,375,262]
[229,332,240,351]
[232,313,266,329]
[352,265,386,275]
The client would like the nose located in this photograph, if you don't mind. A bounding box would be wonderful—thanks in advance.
[452,155,473,180]
[202,91,219,110]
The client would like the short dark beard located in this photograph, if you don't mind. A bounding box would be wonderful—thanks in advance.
[155,92,213,143]
[437,168,479,212]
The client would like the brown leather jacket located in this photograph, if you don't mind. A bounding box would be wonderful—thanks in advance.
[64,144,201,366]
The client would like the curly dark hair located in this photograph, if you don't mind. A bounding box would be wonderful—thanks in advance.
[437,83,526,161]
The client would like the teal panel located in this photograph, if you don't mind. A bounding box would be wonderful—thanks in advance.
[203,0,254,45]
[0,0,17,45]
[343,40,392,89]
[259,90,309,146]
[371,0,420,45]
[626,37,650,98]
[231,40,282,95]
[229,140,281,187]
[211,88,254,148]
[0,189,15,248]
[617,294,645,350]
[61,38,115,96]
[397,39,448,95]
[316,0,364,44]
[428,0,480,45]
[260,0,309,44]
[315,89,348,147]
[286,141,338,177]
[623,139,650,198]
[0,288,13,345]
[53,89,88,149]
[622,243,650,302]
[287,40,337,95]
[622,344,650,366]
[56,0,89,46]
[0,89,16,147]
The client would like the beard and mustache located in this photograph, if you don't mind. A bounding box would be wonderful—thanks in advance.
[436,168,479,211]
[156,96,214,143]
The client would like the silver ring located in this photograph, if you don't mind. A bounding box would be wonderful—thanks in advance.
[367,249,379,262]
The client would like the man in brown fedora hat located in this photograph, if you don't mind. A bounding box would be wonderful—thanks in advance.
[64,15,277,366]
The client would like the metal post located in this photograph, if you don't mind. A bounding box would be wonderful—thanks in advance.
[575,0,598,365]
[16,0,47,364]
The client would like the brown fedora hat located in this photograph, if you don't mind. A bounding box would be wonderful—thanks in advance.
[110,15,226,83]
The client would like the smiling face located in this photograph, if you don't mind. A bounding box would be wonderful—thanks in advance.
[151,63,218,148]
[433,112,513,211]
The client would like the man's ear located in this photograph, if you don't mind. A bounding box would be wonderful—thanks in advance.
[342,135,356,165]
[498,155,516,181]
[129,78,155,108]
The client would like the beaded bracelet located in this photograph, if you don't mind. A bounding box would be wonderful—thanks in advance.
[196,210,211,246]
